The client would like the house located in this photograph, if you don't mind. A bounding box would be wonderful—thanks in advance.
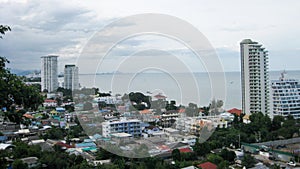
[43,99,57,107]
[0,136,8,143]
[91,159,111,166]
[179,147,193,153]
[55,142,74,150]
[21,157,39,168]
[227,108,242,116]
[181,166,196,169]
[243,114,251,124]
[197,162,217,169]
[0,143,15,150]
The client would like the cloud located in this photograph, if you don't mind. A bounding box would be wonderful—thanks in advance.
[0,0,300,73]
[0,0,106,71]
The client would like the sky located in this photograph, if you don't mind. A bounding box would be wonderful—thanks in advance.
[0,0,300,73]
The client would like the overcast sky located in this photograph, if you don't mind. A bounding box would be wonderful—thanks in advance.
[0,0,299,73]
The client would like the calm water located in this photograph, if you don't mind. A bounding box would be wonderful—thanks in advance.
[67,70,300,109]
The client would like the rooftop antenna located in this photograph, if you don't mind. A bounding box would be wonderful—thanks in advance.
[280,70,287,81]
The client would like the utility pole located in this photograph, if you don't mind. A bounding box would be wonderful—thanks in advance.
[239,133,241,148]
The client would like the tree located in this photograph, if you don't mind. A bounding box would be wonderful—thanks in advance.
[185,103,198,117]
[220,149,236,162]
[12,159,28,169]
[166,100,177,111]
[43,127,65,140]
[0,29,43,112]
[272,116,284,131]
[193,141,211,156]
[128,92,151,110]
[207,153,223,164]
[0,25,11,38]
[172,149,181,161]
[241,154,256,168]
[218,160,229,169]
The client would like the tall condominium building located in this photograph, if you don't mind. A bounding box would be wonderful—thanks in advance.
[240,39,269,115]
[64,64,79,90]
[41,55,58,92]
[271,72,300,119]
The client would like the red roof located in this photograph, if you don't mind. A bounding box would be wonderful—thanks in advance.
[44,99,57,103]
[197,162,217,169]
[154,93,167,99]
[55,142,74,149]
[227,108,242,116]
[178,108,185,113]
[179,147,193,153]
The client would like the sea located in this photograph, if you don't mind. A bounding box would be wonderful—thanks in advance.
[60,70,300,110]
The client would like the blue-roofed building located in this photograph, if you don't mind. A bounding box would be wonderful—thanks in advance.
[83,138,93,143]
[75,142,97,148]
[0,136,8,143]
[56,107,65,113]
[92,134,102,140]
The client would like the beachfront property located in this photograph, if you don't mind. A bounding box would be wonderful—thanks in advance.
[271,72,300,119]
[240,39,270,115]
[101,117,142,138]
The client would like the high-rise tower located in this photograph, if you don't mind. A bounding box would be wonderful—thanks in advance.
[64,64,79,90]
[240,39,269,115]
[41,55,58,92]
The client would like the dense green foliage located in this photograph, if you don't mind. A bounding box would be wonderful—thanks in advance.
[128,92,152,110]
[0,26,43,124]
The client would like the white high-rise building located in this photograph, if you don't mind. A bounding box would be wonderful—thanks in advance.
[240,39,269,115]
[271,72,300,119]
[41,55,58,92]
[64,65,79,90]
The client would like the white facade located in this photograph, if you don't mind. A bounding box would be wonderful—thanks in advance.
[41,55,58,92]
[271,72,300,119]
[102,118,142,138]
[64,65,79,90]
[240,39,269,115]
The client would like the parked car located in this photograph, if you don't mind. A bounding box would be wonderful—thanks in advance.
[287,161,296,167]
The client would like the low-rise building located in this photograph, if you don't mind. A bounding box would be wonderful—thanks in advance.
[21,157,39,168]
[102,117,142,138]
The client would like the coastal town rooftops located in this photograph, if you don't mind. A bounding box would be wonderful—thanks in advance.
[110,133,132,138]
[104,118,141,124]
[179,147,193,153]
[0,143,15,150]
[21,157,38,165]
[163,128,179,134]
[197,162,217,169]
[227,108,242,116]
[23,114,34,119]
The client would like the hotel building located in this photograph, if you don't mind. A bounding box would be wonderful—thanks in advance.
[271,72,300,119]
[240,39,270,115]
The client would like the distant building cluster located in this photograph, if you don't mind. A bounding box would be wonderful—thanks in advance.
[41,55,79,92]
